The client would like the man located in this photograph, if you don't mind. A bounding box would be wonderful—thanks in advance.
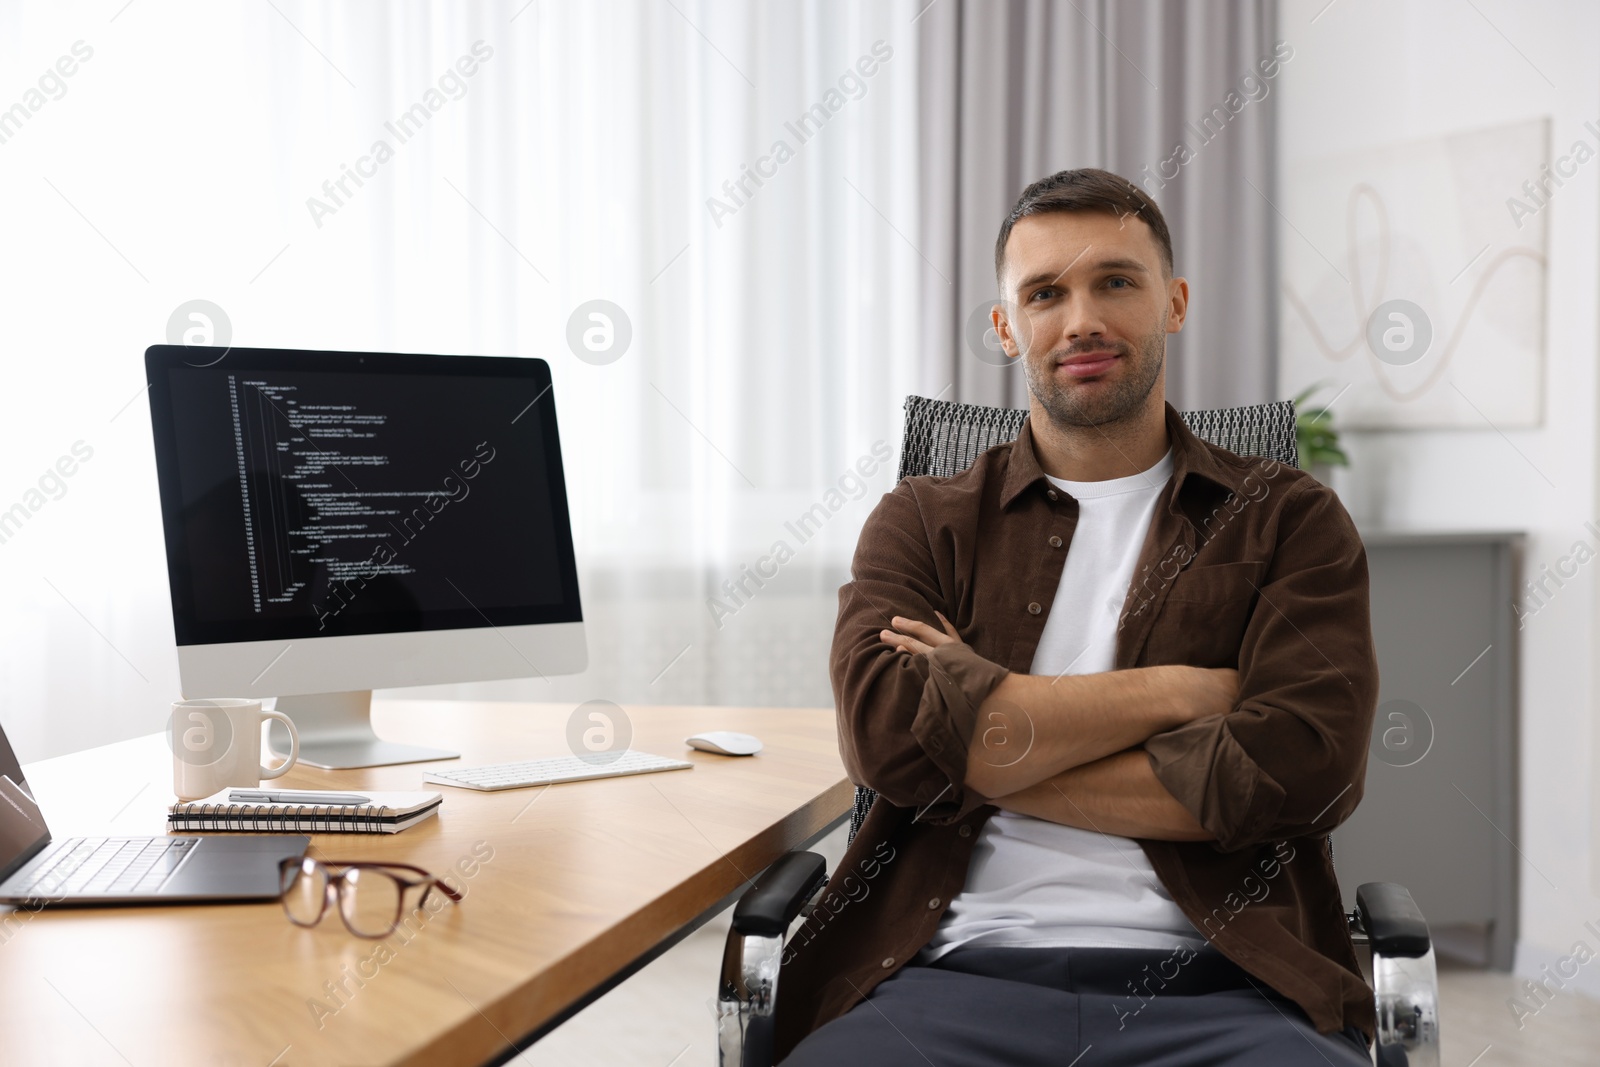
[775,168,1378,1065]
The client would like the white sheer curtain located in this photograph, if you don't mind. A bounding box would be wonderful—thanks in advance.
[0,0,930,761]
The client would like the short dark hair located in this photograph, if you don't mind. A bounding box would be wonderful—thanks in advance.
[995,168,1174,283]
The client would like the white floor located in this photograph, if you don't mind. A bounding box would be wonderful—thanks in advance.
[509,910,735,1067]
[511,824,1600,1066]
[511,823,851,1067]
[1430,958,1600,1067]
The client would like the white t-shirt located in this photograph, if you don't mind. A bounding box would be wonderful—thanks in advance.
[921,446,1209,958]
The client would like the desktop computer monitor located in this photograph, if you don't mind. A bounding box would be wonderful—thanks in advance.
[144,346,587,769]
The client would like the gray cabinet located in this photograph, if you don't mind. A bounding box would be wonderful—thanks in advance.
[1331,530,1521,969]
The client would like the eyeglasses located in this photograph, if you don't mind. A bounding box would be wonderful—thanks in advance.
[278,856,463,938]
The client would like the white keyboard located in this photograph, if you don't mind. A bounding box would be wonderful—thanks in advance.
[424,751,694,791]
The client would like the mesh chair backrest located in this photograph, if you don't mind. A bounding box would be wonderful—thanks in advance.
[848,395,1300,842]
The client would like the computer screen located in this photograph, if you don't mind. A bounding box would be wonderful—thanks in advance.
[146,348,583,646]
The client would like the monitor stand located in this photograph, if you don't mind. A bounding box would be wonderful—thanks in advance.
[266,691,458,770]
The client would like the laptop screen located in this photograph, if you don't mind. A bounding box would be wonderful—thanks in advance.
[0,776,49,885]
[0,721,48,884]
[0,720,26,799]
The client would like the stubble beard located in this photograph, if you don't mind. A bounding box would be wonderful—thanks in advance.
[1023,319,1167,430]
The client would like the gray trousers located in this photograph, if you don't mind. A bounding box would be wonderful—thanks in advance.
[781,944,1373,1066]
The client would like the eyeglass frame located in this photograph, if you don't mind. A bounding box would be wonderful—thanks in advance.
[278,856,464,938]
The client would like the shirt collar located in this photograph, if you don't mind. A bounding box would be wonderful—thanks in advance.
[998,401,1243,510]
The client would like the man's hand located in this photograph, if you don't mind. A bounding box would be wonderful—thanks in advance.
[880,613,962,655]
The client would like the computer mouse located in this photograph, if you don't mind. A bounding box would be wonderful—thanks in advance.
[685,731,763,756]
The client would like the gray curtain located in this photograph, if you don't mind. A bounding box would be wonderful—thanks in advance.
[917,0,1279,412]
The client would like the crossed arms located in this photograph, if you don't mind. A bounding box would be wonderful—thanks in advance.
[881,613,1231,842]
[831,477,1377,853]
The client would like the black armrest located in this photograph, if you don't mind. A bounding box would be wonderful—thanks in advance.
[1356,882,1431,959]
[731,851,827,937]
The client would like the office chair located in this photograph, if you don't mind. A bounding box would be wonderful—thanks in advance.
[717,395,1441,1067]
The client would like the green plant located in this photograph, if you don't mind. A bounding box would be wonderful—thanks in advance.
[1291,381,1349,471]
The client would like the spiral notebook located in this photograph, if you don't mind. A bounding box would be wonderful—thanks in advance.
[167,790,443,834]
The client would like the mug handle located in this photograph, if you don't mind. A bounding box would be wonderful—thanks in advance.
[259,710,299,780]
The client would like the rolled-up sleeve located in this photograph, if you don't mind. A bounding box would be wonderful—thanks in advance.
[831,482,1010,825]
[1144,480,1378,853]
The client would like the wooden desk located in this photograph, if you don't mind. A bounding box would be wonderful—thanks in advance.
[0,701,850,1067]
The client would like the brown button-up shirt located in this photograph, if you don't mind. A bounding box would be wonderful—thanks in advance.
[774,402,1379,1059]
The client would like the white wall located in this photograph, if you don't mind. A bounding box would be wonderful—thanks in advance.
[1278,0,1600,998]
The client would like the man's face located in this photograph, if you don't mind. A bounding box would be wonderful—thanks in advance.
[995,211,1186,429]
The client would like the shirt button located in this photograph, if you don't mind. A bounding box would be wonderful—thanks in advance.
[1047,489,1059,501]
[1048,535,1063,548]
[958,825,972,838]
[927,898,941,910]
[1027,602,1042,615]
[881,957,896,968]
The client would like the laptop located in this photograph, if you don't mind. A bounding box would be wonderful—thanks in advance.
[0,719,307,905]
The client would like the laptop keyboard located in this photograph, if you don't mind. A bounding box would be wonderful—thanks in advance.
[11,837,197,898]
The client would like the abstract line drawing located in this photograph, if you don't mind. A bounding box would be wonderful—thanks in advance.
[1279,119,1548,429]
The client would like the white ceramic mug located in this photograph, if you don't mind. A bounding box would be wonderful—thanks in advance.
[170,698,299,800]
